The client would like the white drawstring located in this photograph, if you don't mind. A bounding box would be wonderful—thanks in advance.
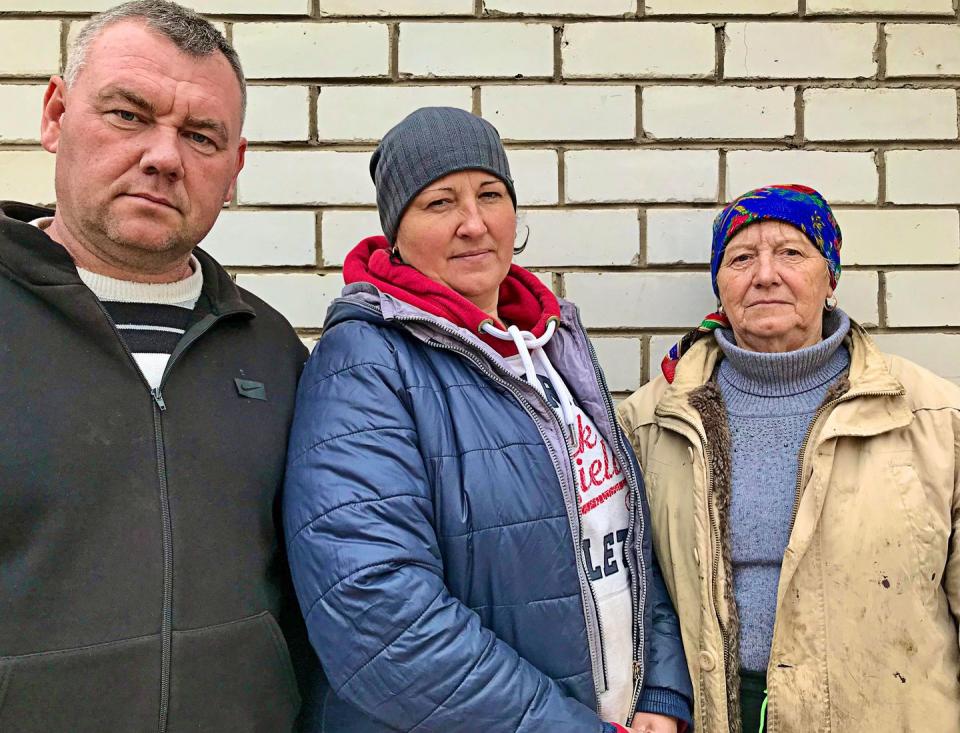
[481,319,576,436]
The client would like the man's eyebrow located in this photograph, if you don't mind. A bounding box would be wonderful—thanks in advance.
[184,116,229,141]
[97,87,155,113]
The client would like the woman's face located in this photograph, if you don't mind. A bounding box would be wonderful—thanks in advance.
[716,220,833,353]
[394,169,516,318]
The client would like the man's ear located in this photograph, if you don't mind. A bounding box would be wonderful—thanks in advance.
[224,136,247,203]
[40,76,68,154]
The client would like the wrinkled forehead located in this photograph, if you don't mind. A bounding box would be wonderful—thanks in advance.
[726,219,815,249]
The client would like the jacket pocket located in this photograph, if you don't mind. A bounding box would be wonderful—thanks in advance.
[0,634,161,732]
[166,610,301,733]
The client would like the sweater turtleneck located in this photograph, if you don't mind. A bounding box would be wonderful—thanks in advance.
[712,308,851,674]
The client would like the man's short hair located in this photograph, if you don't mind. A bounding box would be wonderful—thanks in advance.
[63,0,246,122]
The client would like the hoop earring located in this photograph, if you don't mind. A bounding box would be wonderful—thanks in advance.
[513,225,530,256]
[390,243,403,264]
[824,294,838,312]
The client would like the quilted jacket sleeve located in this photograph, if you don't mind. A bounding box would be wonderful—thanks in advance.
[283,321,608,733]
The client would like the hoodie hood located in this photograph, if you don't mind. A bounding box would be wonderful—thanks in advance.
[342,235,561,359]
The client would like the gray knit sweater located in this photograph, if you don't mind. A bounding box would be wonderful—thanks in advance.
[714,309,851,673]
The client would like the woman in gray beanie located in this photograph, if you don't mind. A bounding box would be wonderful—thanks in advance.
[284,107,692,733]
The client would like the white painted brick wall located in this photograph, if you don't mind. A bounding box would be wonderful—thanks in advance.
[643,86,795,140]
[200,211,317,267]
[0,21,61,76]
[1,1,958,387]
[726,150,878,204]
[806,0,954,14]
[562,23,715,79]
[0,85,46,143]
[724,23,876,79]
[886,150,960,205]
[399,23,553,79]
[317,86,473,142]
[244,86,311,142]
[484,85,636,141]
[886,24,960,77]
[804,88,959,141]
[565,149,719,203]
[886,271,960,327]
[232,23,389,79]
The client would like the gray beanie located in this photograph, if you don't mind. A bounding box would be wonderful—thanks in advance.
[369,106,517,243]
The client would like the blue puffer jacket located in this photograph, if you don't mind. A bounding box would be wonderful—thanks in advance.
[284,284,692,732]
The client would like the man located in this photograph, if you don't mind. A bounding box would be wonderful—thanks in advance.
[0,2,313,730]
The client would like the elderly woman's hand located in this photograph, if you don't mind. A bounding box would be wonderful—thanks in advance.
[629,712,681,733]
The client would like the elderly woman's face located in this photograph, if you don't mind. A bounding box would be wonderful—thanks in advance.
[716,220,833,353]
[395,169,515,318]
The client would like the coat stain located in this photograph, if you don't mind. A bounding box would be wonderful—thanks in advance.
[893,672,907,684]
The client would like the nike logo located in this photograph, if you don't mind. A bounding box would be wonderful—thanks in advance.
[234,378,267,401]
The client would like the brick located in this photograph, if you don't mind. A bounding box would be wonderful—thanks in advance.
[232,23,388,79]
[317,86,472,142]
[591,337,643,392]
[532,271,556,292]
[645,0,796,13]
[886,24,960,77]
[870,333,960,385]
[0,21,61,76]
[199,211,316,266]
[726,150,878,204]
[804,88,958,141]
[566,149,719,203]
[483,85,635,141]
[644,86,795,140]
[646,208,719,264]
[886,271,960,327]
[399,23,553,79]
[885,150,960,205]
[235,274,343,328]
[486,0,633,13]
[244,86,310,142]
[318,0,473,15]
[837,209,960,265]
[565,272,716,328]
[516,209,640,266]
[508,149,560,205]
[833,270,878,326]
[26,0,307,9]
[21,1,114,9]
[724,23,876,79]
[321,210,383,266]
[0,151,56,206]
[238,151,375,205]
[806,0,953,15]
[562,22,715,79]
[0,85,45,143]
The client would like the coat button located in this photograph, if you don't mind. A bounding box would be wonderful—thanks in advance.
[693,547,701,566]
[699,650,717,672]
[687,446,694,461]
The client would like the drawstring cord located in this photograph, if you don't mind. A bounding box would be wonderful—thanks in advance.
[480,320,576,437]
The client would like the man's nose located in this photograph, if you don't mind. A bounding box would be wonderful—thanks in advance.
[139,127,185,181]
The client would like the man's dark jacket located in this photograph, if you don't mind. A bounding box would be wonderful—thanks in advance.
[0,203,313,732]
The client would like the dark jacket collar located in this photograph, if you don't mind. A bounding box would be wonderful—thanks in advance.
[0,200,254,318]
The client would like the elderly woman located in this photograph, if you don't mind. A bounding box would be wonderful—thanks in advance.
[617,184,960,732]
[283,107,692,733]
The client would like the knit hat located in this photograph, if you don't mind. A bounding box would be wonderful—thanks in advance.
[709,184,842,297]
[369,107,517,243]
[661,183,844,384]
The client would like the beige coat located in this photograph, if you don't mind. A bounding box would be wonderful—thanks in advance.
[617,323,960,732]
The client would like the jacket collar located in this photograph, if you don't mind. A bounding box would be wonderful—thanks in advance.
[655,319,911,438]
[0,201,254,318]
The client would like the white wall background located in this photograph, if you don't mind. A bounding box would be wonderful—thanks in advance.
[1,0,959,391]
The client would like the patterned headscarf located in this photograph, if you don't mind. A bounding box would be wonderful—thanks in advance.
[661,184,843,383]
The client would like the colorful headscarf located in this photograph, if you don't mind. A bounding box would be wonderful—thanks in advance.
[661,184,843,383]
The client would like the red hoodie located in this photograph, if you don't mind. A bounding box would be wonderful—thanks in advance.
[342,236,561,358]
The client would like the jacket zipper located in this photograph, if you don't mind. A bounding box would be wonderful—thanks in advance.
[391,311,610,711]
[569,308,648,721]
[90,303,233,733]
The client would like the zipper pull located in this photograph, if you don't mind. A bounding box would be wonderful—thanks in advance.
[152,386,167,411]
